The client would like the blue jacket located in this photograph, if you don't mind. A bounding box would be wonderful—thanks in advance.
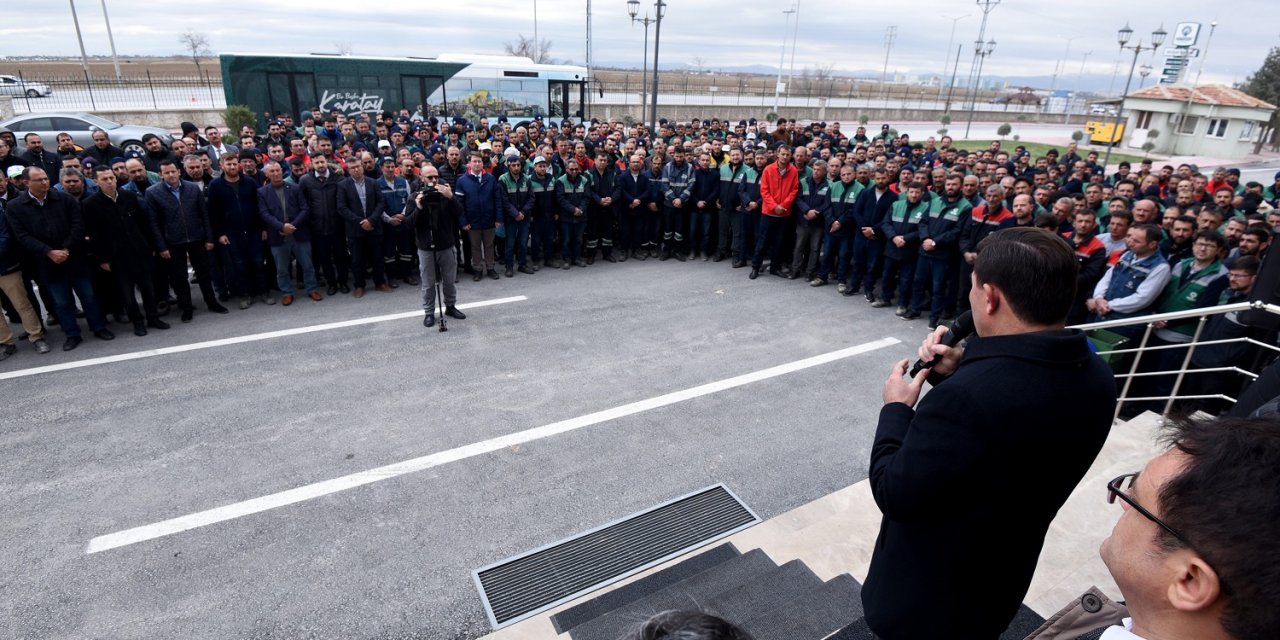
[144,180,212,250]
[455,171,504,229]
[851,186,897,235]
[257,180,311,246]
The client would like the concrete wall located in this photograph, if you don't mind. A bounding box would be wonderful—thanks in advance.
[0,96,12,121]
[91,107,225,131]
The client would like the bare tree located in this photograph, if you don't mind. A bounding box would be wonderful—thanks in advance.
[692,56,707,74]
[504,34,554,64]
[334,42,354,56]
[179,30,211,75]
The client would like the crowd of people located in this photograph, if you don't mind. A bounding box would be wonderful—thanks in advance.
[0,111,1275,360]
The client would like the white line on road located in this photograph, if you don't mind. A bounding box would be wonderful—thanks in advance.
[85,336,900,554]
[0,296,527,382]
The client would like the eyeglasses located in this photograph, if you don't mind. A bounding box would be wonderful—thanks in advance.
[1227,272,1256,279]
[1107,473,1191,546]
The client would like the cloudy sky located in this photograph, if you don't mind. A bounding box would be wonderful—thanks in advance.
[2,0,1273,87]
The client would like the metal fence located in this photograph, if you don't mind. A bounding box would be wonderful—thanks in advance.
[8,70,225,114]
[596,76,1090,117]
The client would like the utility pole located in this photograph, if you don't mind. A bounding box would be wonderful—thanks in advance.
[962,0,1001,139]
[774,6,795,113]
[787,0,801,89]
[882,26,897,84]
[938,15,969,99]
[1048,36,1079,116]
[100,0,121,80]
[68,0,93,80]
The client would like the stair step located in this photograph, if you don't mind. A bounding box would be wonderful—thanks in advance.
[703,559,823,626]
[740,574,863,640]
[550,543,740,634]
[568,549,778,640]
[826,603,1048,640]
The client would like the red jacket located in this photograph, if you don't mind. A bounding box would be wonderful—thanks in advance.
[761,162,799,217]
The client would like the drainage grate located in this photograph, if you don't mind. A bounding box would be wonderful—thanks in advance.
[473,484,759,629]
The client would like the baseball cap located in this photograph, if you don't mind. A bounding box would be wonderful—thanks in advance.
[110,156,126,165]
[746,132,757,140]
[721,144,731,152]
[881,124,891,130]
[503,147,520,158]
[377,140,392,148]
[533,155,548,165]
[125,150,143,159]
[379,156,395,165]
[6,166,23,178]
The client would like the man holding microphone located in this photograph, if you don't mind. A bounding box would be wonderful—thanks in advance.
[865,227,1117,639]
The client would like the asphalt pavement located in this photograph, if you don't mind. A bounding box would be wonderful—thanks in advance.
[0,257,932,639]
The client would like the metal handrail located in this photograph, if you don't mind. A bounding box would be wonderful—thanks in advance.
[1068,300,1280,420]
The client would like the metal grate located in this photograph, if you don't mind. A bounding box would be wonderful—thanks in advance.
[473,484,759,629]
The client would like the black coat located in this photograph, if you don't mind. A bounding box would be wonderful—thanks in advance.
[298,171,342,236]
[616,170,651,214]
[83,189,155,272]
[863,330,1115,639]
[4,189,86,280]
[404,190,462,252]
[337,177,386,236]
[20,148,61,177]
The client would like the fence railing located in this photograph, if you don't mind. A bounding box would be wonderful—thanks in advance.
[1070,301,1280,420]
[8,70,225,114]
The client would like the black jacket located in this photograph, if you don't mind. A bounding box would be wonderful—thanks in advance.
[83,189,155,272]
[338,177,387,236]
[298,171,343,236]
[404,190,462,251]
[864,330,1115,639]
[616,170,651,214]
[143,180,211,250]
[20,148,61,177]
[4,189,85,279]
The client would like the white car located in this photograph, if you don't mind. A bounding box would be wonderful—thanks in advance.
[0,75,52,98]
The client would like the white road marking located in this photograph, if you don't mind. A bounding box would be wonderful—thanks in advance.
[85,337,900,554]
[0,296,527,382]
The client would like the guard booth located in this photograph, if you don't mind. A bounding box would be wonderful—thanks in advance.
[220,52,589,126]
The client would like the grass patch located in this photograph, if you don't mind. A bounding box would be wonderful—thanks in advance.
[949,139,1149,165]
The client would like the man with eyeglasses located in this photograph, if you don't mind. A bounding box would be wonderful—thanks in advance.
[867,227,1115,639]
[1098,415,1280,640]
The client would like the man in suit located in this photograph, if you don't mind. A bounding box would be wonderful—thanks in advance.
[865,227,1116,639]
[4,167,112,351]
[201,126,238,168]
[83,164,170,336]
[258,161,318,305]
[144,159,229,323]
[616,153,651,261]
[337,160,389,297]
[299,156,348,296]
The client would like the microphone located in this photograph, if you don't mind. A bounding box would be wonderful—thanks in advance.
[909,310,975,377]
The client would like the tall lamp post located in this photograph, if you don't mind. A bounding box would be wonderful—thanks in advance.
[647,0,666,136]
[1101,22,1167,173]
[627,0,657,126]
[961,0,1000,138]
[1137,64,1152,89]
[774,6,796,113]
[963,38,996,138]
[937,14,969,100]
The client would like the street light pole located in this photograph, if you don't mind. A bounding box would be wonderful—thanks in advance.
[938,14,969,100]
[68,0,93,80]
[1068,50,1091,123]
[628,0,656,128]
[1101,23,1167,173]
[648,0,665,136]
[788,0,801,89]
[100,0,122,80]
[774,6,795,113]
[1048,35,1079,115]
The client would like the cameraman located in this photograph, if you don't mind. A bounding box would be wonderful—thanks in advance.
[404,165,466,328]
[864,227,1117,639]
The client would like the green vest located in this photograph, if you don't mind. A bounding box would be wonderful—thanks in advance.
[889,198,930,224]
[1157,258,1226,336]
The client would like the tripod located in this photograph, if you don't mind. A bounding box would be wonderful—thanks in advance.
[435,254,447,333]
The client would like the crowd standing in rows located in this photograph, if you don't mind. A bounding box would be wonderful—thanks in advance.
[0,112,1275,366]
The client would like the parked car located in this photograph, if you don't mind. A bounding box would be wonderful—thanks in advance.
[1088,105,1118,117]
[0,75,52,98]
[0,112,174,155]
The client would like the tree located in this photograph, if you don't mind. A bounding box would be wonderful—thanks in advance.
[1071,130,1085,142]
[858,114,870,125]
[179,30,211,75]
[504,34,554,64]
[1240,46,1280,153]
[997,123,1013,139]
[334,42,354,56]
[223,105,256,140]
[692,56,707,74]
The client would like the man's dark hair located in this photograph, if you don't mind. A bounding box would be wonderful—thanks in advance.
[1133,223,1162,245]
[1194,229,1226,250]
[623,610,754,640]
[1033,213,1060,230]
[1243,225,1271,243]
[1157,415,1280,640]
[91,164,113,178]
[1174,214,1197,227]
[157,159,178,171]
[1108,209,1133,223]
[1227,254,1260,274]
[974,227,1077,325]
[141,133,159,144]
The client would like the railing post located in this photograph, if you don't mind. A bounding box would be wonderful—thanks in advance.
[18,70,33,112]
[84,69,97,110]
[1116,323,1155,422]
[147,70,158,109]
[1165,316,1210,416]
